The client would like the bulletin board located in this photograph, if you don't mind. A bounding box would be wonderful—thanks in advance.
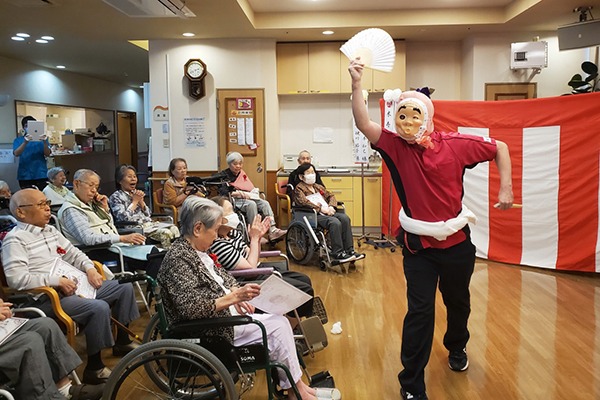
[225,97,257,156]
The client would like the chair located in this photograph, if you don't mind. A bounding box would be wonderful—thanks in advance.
[275,179,291,228]
[104,274,312,400]
[0,257,105,346]
[152,188,178,224]
[285,203,358,273]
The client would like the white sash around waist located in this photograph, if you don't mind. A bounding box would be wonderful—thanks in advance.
[399,204,477,241]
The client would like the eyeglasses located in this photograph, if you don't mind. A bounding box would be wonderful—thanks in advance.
[79,181,100,191]
[18,199,52,210]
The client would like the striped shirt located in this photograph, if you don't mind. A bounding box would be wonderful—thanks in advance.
[1,222,95,290]
[209,230,248,271]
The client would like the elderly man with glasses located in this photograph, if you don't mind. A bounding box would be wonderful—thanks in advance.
[57,169,146,248]
[1,188,140,385]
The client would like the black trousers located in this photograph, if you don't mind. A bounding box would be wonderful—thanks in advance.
[398,239,476,394]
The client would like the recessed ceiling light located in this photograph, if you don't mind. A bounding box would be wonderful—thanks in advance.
[56,65,66,69]
[41,36,54,41]
[11,36,25,41]
[182,32,195,37]
[16,33,30,38]
[36,39,49,44]
[322,30,334,35]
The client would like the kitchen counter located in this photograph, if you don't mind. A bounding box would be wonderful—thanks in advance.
[277,168,382,177]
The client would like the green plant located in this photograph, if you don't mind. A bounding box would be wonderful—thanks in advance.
[568,61,598,94]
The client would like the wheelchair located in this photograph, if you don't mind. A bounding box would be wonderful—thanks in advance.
[103,273,331,400]
[285,205,356,274]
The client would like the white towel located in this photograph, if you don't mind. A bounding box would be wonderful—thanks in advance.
[399,204,477,241]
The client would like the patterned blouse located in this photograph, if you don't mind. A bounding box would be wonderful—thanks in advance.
[108,189,151,223]
[157,237,240,343]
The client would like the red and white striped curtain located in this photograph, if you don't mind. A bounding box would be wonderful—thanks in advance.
[380,92,600,273]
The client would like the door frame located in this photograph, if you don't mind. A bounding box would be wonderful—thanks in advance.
[216,89,266,192]
[485,83,537,101]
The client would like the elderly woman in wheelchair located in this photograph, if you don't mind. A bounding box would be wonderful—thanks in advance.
[156,196,337,400]
[293,164,365,264]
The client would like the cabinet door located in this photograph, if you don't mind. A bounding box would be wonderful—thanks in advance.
[277,43,309,94]
[340,51,373,93]
[352,176,382,227]
[372,41,406,93]
[308,42,341,94]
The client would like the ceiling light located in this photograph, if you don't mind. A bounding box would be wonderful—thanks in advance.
[36,39,49,44]
[41,36,54,41]
[322,30,334,35]
[16,33,30,38]
[56,65,66,69]
[182,32,195,37]
[11,36,25,41]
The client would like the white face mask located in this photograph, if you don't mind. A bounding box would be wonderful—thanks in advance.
[224,213,240,229]
[303,173,317,185]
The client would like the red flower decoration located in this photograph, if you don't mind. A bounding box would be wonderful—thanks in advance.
[243,174,247,181]
[56,246,67,255]
[319,189,325,196]
[209,253,222,268]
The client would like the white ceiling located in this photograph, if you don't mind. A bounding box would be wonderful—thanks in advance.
[0,0,596,88]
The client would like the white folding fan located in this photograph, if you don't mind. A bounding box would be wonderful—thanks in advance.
[340,28,395,72]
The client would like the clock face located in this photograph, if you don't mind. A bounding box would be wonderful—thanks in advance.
[186,61,204,79]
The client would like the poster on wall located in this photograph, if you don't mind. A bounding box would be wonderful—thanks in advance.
[184,117,206,148]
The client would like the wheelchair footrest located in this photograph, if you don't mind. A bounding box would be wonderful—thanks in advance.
[300,316,328,352]
[312,296,328,324]
[310,370,336,389]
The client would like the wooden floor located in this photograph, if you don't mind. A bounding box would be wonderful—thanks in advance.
[93,240,600,400]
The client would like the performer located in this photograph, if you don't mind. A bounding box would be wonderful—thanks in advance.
[349,58,514,400]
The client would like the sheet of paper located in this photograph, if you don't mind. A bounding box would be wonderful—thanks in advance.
[305,193,329,209]
[313,127,334,143]
[237,118,246,145]
[249,275,312,315]
[50,258,97,299]
[0,317,28,346]
[245,118,254,145]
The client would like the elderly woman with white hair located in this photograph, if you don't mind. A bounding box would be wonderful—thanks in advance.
[43,166,69,206]
[221,152,286,241]
[157,197,340,400]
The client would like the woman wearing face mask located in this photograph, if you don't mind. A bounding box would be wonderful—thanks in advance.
[293,164,364,263]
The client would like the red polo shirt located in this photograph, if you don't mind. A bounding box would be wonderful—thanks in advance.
[373,129,497,250]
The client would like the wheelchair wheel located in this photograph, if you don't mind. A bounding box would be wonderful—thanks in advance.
[103,339,238,400]
[143,313,162,343]
[285,223,315,265]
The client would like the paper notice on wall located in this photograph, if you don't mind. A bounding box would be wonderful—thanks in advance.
[245,118,254,145]
[313,127,334,143]
[0,149,15,164]
[237,118,246,145]
[184,117,206,148]
[353,91,370,164]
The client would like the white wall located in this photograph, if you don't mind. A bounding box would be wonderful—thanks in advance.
[148,39,280,172]
[406,41,462,100]
[0,56,147,191]
[462,32,592,100]
[147,33,598,171]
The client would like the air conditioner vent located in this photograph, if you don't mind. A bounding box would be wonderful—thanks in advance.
[102,0,195,18]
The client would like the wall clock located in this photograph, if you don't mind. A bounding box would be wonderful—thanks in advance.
[184,58,207,100]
